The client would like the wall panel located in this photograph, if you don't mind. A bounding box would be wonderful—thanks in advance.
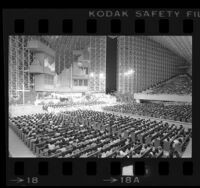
[117,36,187,94]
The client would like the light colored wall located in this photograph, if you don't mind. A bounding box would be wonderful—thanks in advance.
[35,74,45,91]
[117,36,187,94]
[34,74,54,91]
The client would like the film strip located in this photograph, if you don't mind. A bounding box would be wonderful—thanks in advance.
[3,9,200,186]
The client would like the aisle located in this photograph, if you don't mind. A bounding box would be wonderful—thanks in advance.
[182,139,192,158]
[9,127,36,158]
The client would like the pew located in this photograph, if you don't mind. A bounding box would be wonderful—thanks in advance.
[141,147,152,158]
[145,125,168,144]
[163,128,184,152]
[174,131,192,153]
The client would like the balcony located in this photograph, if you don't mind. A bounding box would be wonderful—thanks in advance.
[27,40,55,57]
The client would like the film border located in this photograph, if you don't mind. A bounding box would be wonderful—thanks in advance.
[3,8,200,186]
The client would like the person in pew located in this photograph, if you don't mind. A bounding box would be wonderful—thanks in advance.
[101,152,106,158]
[91,142,97,147]
[125,138,130,145]
[148,151,154,158]
[132,151,140,158]
[60,138,66,144]
[119,150,126,157]
[163,150,170,158]
[64,153,71,158]
[27,130,33,137]
[172,138,181,149]
[80,153,87,158]
[35,137,40,144]
[30,136,37,143]
[125,148,130,155]
[50,137,56,141]
[55,140,61,144]
[54,144,60,150]
[69,140,74,145]
[48,143,55,150]
[57,147,67,153]
[173,150,181,158]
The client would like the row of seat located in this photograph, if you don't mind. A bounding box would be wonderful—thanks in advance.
[148,74,192,95]
[9,110,192,158]
[103,103,192,123]
[43,100,105,111]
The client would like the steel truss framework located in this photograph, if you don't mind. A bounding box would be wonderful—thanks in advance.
[89,36,106,92]
[9,36,34,104]
[9,36,107,105]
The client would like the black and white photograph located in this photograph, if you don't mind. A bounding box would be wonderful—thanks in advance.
[8,36,192,158]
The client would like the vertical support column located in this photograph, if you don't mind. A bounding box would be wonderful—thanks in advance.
[121,36,126,93]
[94,37,97,91]
[58,51,61,74]
[88,36,92,92]
[71,51,73,89]
[9,36,12,100]
[15,36,18,99]
[28,49,30,90]
[106,37,117,94]
[22,36,25,105]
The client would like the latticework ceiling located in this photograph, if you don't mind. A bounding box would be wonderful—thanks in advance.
[41,36,91,52]
[30,36,192,65]
[148,36,192,65]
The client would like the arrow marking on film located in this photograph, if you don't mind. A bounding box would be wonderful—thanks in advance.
[103,177,118,183]
[10,177,24,183]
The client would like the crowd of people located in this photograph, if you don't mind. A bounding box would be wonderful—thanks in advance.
[113,74,192,103]
[42,101,106,111]
[9,110,192,158]
[103,103,192,123]
[148,74,192,95]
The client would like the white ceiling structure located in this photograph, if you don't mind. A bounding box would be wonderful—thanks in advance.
[42,36,192,66]
[148,36,192,65]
